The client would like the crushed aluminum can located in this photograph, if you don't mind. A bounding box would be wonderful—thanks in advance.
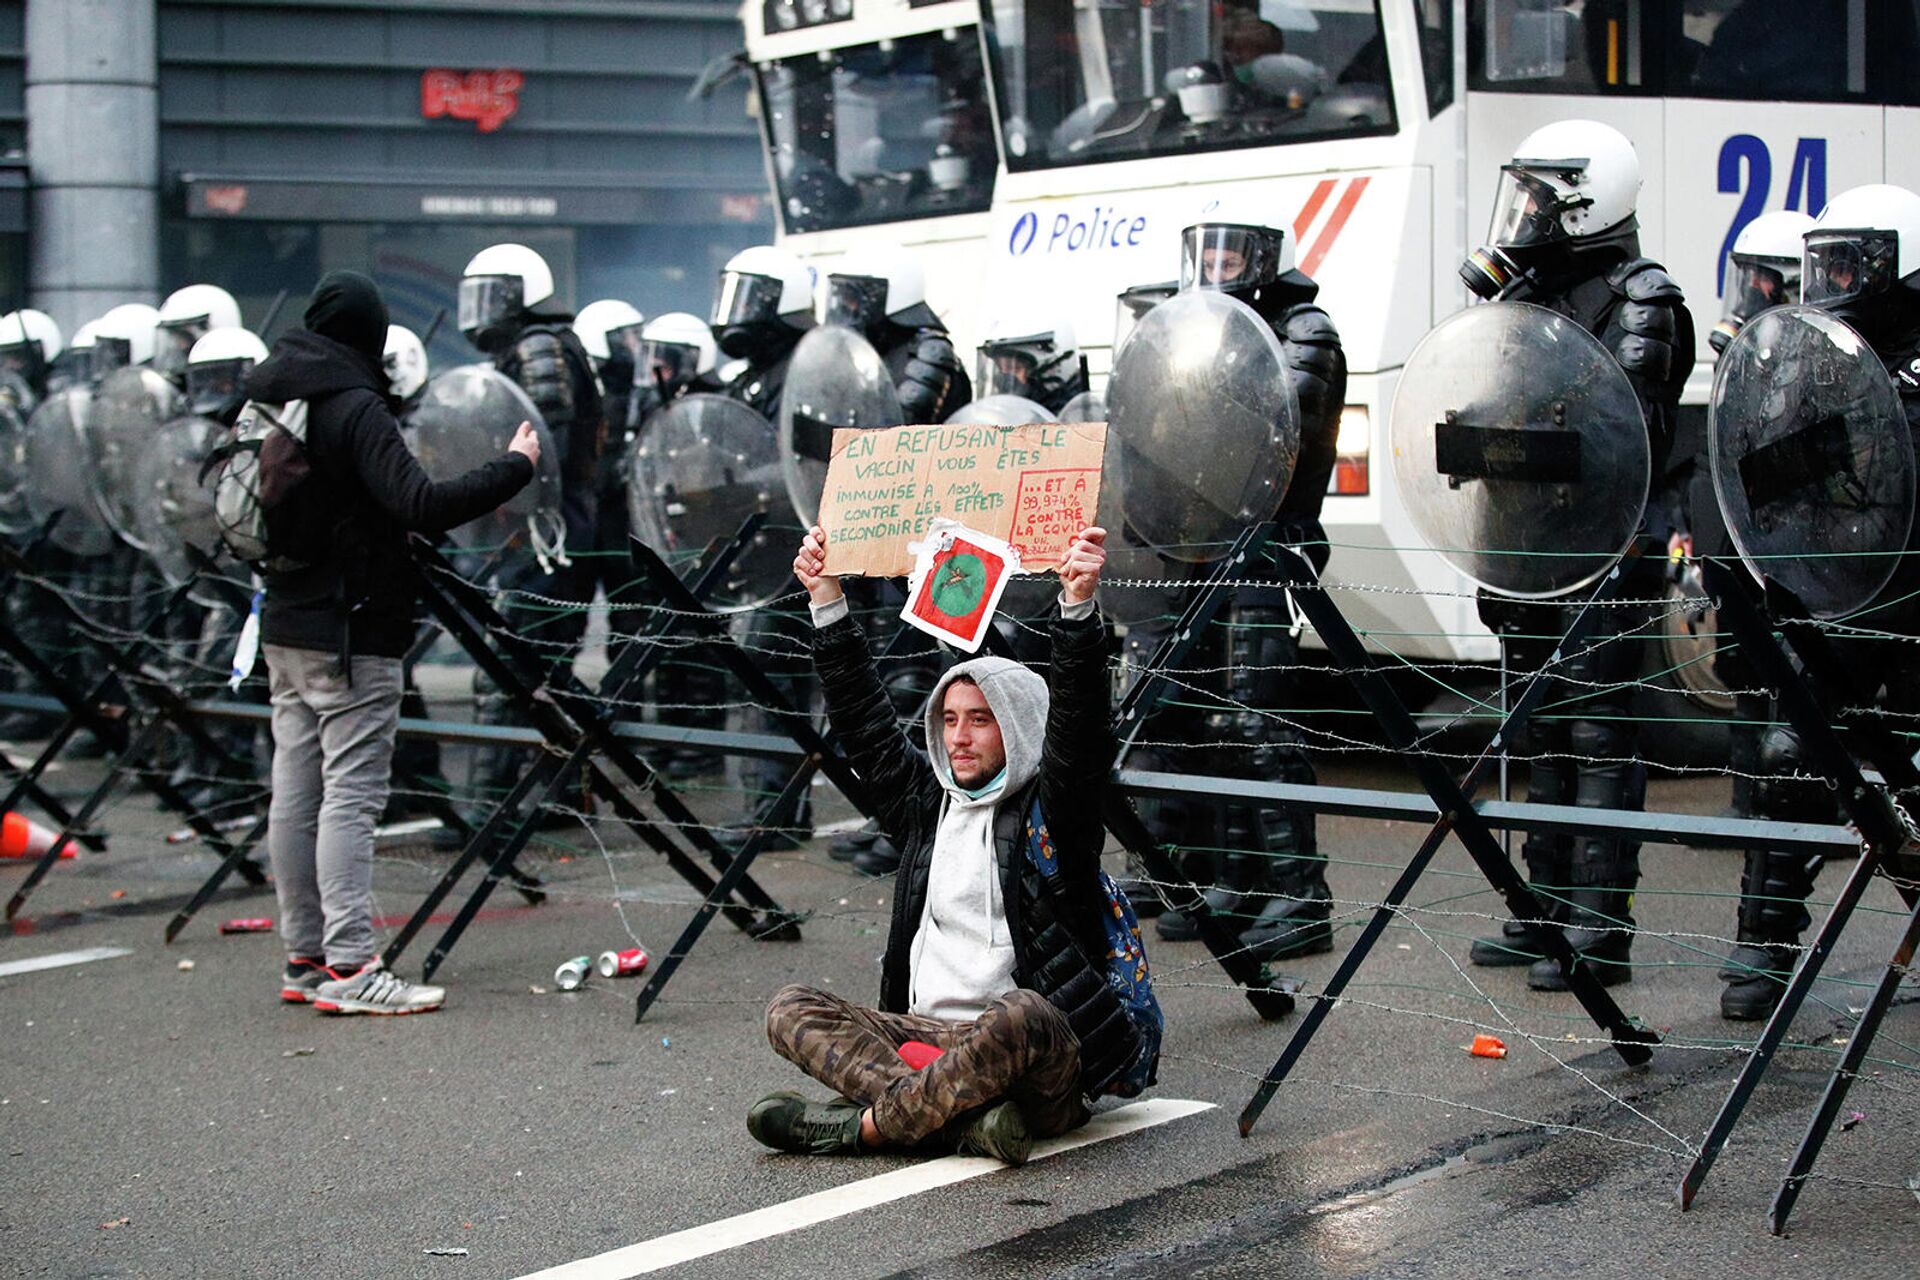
[219,917,274,934]
[596,947,649,979]
[554,956,593,992]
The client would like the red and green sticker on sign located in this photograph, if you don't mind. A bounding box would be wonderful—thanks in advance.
[900,521,1021,653]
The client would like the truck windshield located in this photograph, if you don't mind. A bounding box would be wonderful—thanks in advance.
[757,27,996,234]
[985,0,1395,171]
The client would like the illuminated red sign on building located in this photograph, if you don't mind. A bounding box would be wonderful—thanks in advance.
[420,69,525,133]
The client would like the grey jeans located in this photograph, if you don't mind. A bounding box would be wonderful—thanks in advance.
[265,644,404,967]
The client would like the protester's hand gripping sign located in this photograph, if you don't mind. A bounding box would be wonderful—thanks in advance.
[817,422,1107,651]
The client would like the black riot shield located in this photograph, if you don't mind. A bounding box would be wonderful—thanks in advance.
[1709,304,1913,619]
[24,389,115,557]
[89,367,187,552]
[1106,289,1299,564]
[777,324,903,527]
[128,415,228,596]
[408,364,564,565]
[943,394,1058,427]
[1389,300,1650,599]
[629,393,798,610]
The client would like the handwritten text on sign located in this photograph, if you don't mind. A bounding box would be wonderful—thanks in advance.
[819,422,1107,578]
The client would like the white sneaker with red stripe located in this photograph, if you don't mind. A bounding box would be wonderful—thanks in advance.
[311,959,445,1016]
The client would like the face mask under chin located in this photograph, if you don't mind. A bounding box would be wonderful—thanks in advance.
[718,324,778,361]
[465,322,518,355]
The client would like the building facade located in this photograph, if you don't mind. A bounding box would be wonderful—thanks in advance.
[17,0,769,366]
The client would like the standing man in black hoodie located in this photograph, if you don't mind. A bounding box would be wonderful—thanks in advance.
[251,271,538,1015]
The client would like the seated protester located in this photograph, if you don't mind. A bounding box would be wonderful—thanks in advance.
[751,523,1148,1164]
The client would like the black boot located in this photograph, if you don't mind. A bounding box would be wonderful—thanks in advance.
[1237,806,1332,960]
[1472,756,1574,967]
[1720,831,1820,1020]
[830,818,880,863]
[1528,883,1635,990]
[1530,747,1644,991]
[1156,848,1252,942]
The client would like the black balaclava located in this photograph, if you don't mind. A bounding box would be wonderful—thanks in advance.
[304,270,391,366]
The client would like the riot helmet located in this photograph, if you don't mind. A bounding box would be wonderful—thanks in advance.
[637,312,718,398]
[1462,119,1642,300]
[975,312,1086,410]
[0,309,62,393]
[823,245,936,339]
[1801,184,1920,338]
[573,299,645,371]
[55,320,98,390]
[185,326,268,419]
[460,242,555,354]
[714,245,815,360]
[1179,220,1294,298]
[382,324,429,402]
[154,284,242,380]
[1711,210,1816,354]
[90,303,161,380]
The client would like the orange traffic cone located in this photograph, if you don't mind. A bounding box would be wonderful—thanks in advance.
[0,811,78,861]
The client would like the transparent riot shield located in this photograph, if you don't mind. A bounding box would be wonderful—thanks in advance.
[24,389,116,556]
[1105,289,1299,564]
[1709,304,1913,619]
[1389,300,1649,599]
[629,393,798,610]
[778,324,903,526]
[0,398,33,539]
[128,415,228,596]
[943,394,1058,427]
[408,364,564,565]
[89,367,187,552]
[1057,389,1108,424]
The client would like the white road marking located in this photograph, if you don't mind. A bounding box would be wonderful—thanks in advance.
[0,946,134,977]
[512,1097,1214,1280]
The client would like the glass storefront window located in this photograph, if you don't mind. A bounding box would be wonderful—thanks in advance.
[984,0,1394,173]
[757,28,996,235]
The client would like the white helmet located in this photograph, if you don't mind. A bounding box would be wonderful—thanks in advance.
[824,244,929,333]
[0,309,63,362]
[70,319,99,352]
[637,311,717,388]
[1802,184,1920,313]
[573,299,645,366]
[91,302,161,376]
[382,324,429,401]
[155,284,243,378]
[185,326,268,417]
[713,245,815,330]
[1712,210,1818,353]
[976,311,1084,405]
[460,243,555,351]
[1463,120,1642,297]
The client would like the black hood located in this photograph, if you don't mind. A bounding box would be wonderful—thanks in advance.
[304,270,390,365]
[246,328,386,403]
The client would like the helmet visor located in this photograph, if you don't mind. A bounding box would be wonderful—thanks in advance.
[0,341,38,380]
[153,320,204,379]
[1803,229,1899,307]
[1179,224,1283,292]
[90,338,132,380]
[187,357,252,417]
[823,274,887,331]
[1720,256,1795,328]
[640,339,701,386]
[714,271,787,328]
[977,343,1040,397]
[605,322,646,365]
[1487,164,1588,250]
[458,275,523,337]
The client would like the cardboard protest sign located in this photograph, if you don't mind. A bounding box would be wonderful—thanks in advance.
[899,521,1020,653]
[818,422,1106,578]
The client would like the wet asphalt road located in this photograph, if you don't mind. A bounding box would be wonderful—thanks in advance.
[3,753,1917,1280]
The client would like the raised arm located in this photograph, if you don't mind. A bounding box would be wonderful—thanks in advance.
[345,397,537,534]
[796,526,940,847]
[1039,526,1117,877]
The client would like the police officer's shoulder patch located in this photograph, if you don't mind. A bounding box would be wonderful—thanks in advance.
[1898,356,1920,392]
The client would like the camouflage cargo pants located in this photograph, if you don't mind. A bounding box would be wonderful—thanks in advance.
[764,984,1090,1146]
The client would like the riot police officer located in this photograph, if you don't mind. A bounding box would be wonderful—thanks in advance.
[973,312,1089,416]
[573,299,649,655]
[0,308,63,411]
[1717,185,1920,1019]
[714,245,816,419]
[154,285,244,385]
[821,245,970,424]
[1150,213,1345,962]
[1464,120,1694,991]
[458,243,606,806]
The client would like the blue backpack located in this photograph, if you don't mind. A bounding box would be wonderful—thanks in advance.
[1022,799,1163,1097]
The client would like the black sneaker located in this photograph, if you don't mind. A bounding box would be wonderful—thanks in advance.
[746,1091,865,1155]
